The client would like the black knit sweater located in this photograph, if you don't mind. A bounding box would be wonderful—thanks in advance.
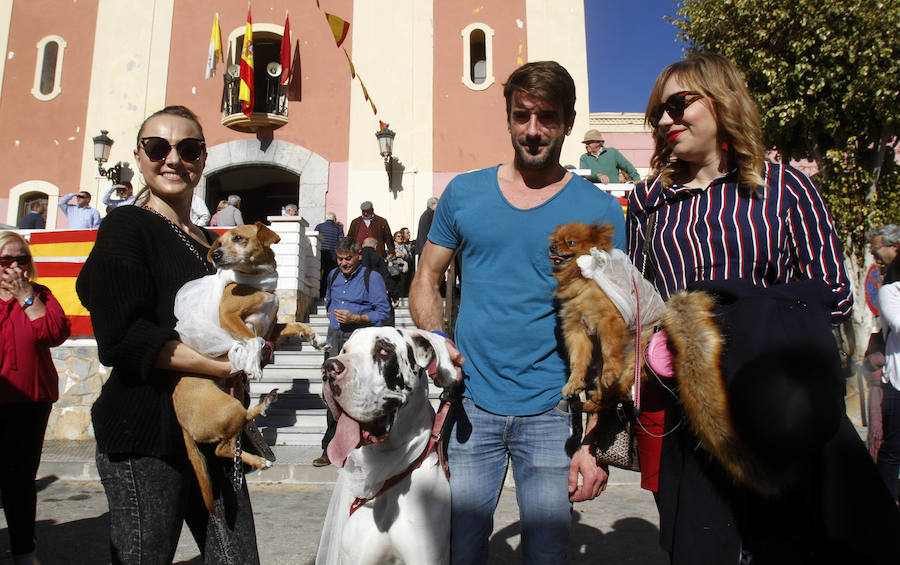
[76,205,216,456]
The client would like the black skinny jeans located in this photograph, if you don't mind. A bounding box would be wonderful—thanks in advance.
[0,401,51,556]
[96,448,260,565]
[877,383,900,501]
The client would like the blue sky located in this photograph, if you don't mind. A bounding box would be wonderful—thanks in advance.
[584,0,687,113]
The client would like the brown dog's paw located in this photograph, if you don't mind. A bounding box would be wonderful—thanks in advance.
[259,388,278,417]
[562,380,583,398]
[582,397,602,413]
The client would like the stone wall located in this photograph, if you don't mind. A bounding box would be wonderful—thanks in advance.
[47,341,108,440]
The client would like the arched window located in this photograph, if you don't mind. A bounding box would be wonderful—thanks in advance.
[461,23,494,91]
[32,35,66,101]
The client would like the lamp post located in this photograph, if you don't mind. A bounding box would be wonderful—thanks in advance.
[375,125,395,188]
[92,129,121,183]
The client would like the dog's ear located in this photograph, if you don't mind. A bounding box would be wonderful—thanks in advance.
[593,223,615,248]
[401,329,459,388]
[207,237,222,262]
[254,222,281,247]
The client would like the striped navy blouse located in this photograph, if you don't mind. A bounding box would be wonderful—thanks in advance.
[626,162,853,321]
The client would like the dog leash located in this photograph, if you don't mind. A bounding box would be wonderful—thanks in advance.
[349,394,451,516]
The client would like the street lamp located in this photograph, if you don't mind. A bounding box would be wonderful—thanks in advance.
[92,129,121,182]
[375,124,395,188]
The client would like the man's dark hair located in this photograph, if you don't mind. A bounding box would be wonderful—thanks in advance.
[119,180,133,190]
[503,61,576,124]
[29,200,43,211]
[336,236,360,255]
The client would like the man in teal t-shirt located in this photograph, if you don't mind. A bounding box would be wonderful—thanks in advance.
[410,61,625,564]
[579,128,641,184]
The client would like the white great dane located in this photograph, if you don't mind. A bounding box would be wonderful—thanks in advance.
[315,327,459,565]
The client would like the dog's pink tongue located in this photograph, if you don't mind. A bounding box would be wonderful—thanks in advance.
[327,414,361,468]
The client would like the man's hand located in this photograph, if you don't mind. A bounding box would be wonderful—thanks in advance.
[568,412,608,502]
[334,309,358,324]
[569,443,608,502]
[598,173,611,184]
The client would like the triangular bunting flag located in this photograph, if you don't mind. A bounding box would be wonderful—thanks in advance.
[325,13,350,47]
[343,48,356,79]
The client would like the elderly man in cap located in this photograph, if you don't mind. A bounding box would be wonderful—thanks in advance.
[347,200,394,258]
[578,129,640,184]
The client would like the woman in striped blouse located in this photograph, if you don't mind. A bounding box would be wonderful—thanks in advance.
[625,53,890,563]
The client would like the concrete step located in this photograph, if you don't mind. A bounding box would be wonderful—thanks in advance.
[254,301,421,446]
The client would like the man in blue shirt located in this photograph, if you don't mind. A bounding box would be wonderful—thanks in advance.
[410,61,625,563]
[58,191,101,229]
[313,236,391,467]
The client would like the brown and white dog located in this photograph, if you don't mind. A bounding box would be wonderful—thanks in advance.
[173,222,327,514]
[548,222,646,412]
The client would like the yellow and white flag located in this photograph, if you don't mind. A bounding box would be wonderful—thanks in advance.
[204,13,223,79]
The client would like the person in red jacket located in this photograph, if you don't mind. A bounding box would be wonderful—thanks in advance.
[0,231,71,565]
[346,201,394,258]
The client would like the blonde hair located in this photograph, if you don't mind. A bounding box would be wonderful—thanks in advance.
[0,231,37,280]
[645,52,766,195]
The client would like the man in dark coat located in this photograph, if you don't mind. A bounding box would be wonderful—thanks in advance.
[415,197,438,257]
[347,201,394,258]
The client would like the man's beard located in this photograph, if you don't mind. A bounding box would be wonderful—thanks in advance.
[513,134,564,171]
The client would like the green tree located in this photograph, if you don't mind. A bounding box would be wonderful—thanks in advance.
[670,0,900,359]
[670,0,899,247]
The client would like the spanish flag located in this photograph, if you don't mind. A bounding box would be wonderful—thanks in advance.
[204,13,223,79]
[239,6,255,117]
[325,13,350,47]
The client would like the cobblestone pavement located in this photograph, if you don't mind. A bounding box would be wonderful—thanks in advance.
[0,477,667,565]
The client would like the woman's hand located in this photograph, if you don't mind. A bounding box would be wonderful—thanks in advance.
[1,264,46,319]
[0,263,33,303]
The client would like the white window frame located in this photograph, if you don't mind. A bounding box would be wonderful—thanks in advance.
[460,23,494,91]
[32,35,66,101]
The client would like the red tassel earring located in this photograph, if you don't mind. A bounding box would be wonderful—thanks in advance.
[721,140,729,151]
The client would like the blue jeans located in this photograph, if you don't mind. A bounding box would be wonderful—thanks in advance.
[449,397,573,564]
[877,383,900,501]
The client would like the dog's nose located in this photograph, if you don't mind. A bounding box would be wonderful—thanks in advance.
[210,248,223,263]
[322,358,345,382]
[548,243,558,255]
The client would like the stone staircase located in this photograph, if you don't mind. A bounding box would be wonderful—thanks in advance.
[251,298,421,446]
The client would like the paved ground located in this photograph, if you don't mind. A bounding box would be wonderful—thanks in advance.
[0,443,668,565]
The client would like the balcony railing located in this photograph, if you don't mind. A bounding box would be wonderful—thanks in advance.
[221,74,289,131]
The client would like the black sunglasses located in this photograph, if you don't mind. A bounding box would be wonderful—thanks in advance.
[0,255,29,267]
[650,91,703,128]
[140,137,206,162]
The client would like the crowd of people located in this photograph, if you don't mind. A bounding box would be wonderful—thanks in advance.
[2,52,900,565]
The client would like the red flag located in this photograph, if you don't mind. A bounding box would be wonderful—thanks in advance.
[325,13,350,47]
[379,121,388,131]
[279,13,291,85]
[239,6,254,117]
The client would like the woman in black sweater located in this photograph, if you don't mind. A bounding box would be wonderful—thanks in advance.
[77,106,260,564]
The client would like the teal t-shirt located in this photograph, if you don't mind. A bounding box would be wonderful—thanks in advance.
[428,165,626,415]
